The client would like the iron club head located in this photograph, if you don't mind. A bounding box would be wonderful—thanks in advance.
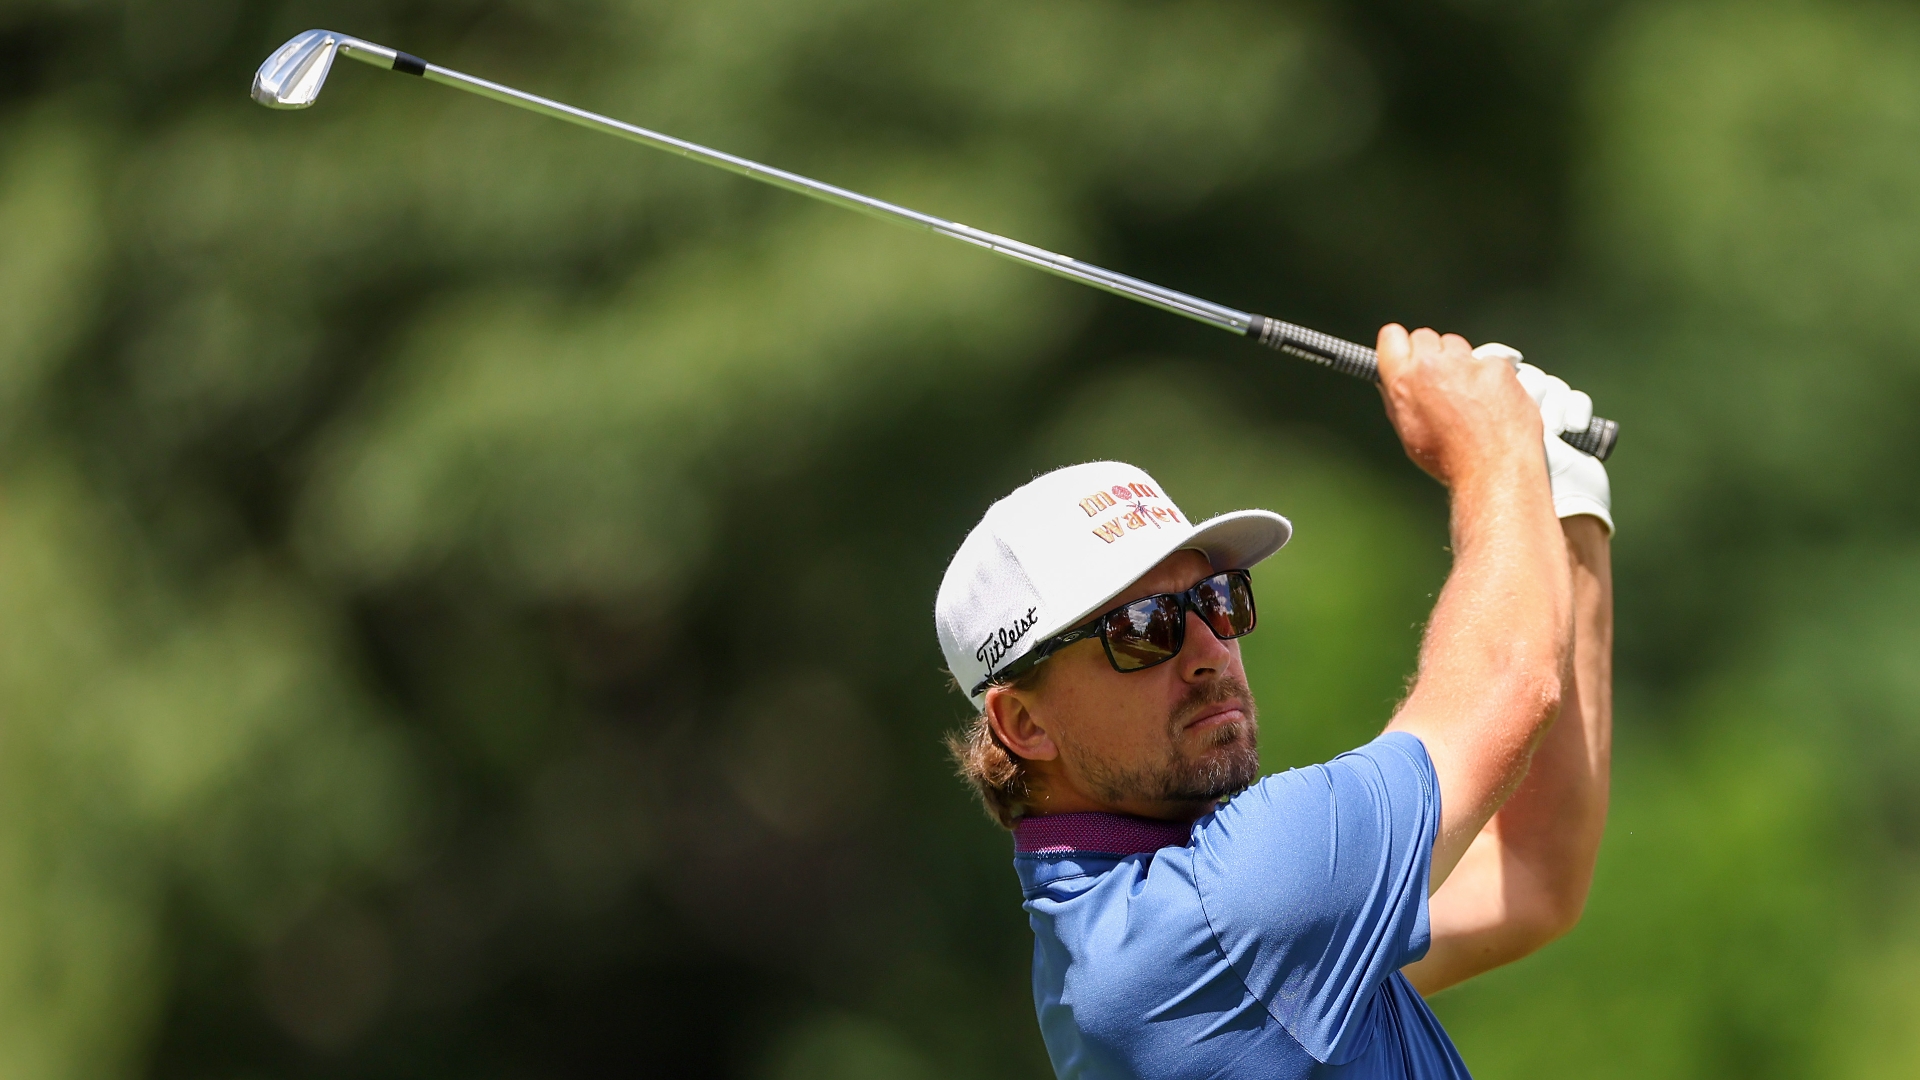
[252,30,347,109]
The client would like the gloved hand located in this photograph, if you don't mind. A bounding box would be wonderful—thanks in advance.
[1473,343,1614,534]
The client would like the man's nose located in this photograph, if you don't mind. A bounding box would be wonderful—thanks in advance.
[1177,609,1231,681]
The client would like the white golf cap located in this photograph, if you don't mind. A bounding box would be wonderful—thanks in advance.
[936,461,1291,706]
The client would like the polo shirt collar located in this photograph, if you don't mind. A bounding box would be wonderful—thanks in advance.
[1013,811,1192,857]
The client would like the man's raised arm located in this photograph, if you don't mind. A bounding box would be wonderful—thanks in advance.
[1405,515,1612,993]
[1373,324,1575,890]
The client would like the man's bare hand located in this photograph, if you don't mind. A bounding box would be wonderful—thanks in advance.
[1375,324,1543,490]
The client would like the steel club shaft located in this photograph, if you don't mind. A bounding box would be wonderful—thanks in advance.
[252,30,1619,460]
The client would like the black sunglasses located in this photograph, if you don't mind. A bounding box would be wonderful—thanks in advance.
[973,570,1256,696]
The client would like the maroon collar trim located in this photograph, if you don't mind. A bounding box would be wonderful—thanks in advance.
[1013,812,1192,856]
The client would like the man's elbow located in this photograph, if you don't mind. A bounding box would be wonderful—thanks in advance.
[1508,662,1564,744]
[1533,669,1565,729]
[1537,884,1590,944]
[1513,603,1574,735]
[1515,874,1592,953]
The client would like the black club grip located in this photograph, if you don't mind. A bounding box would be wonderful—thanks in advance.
[1247,315,1617,461]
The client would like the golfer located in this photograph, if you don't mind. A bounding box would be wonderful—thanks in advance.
[934,325,1612,1078]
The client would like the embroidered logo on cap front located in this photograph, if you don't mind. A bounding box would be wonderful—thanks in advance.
[1080,481,1182,544]
[1077,481,1160,517]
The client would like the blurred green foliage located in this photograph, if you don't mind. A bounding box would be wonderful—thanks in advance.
[0,0,1917,1076]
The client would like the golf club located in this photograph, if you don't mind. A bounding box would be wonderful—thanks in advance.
[252,29,1618,459]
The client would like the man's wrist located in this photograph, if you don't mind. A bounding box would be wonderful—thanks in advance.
[1555,500,1614,534]
[1449,467,1556,556]
[1448,445,1549,510]
[1560,513,1611,554]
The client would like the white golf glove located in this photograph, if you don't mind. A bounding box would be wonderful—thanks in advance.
[1473,343,1613,534]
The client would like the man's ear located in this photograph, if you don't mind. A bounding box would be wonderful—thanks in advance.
[984,683,1058,762]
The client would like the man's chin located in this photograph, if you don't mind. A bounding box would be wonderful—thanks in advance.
[1195,717,1254,748]
[1171,728,1260,802]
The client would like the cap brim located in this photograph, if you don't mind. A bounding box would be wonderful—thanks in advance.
[1183,509,1292,573]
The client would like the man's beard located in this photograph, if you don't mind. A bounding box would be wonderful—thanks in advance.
[1066,675,1261,807]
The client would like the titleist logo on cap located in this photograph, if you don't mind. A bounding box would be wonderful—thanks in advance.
[977,606,1040,673]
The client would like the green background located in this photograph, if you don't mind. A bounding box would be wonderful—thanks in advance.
[2,0,1918,1076]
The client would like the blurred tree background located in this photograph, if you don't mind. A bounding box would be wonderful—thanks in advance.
[1,0,1918,1076]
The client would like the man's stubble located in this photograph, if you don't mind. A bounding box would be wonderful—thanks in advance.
[1067,674,1261,807]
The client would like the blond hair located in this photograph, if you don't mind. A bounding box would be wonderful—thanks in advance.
[944,665,1049,829]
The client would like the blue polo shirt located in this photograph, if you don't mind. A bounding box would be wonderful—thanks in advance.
[1012,732,1469,1079]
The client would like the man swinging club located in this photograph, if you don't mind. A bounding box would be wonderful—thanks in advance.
[935,325,1613,1078]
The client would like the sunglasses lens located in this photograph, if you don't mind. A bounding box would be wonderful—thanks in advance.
[1194,571,1257,639]
[1103,595,1182,670]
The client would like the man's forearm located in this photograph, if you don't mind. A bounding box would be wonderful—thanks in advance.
[1495,516,1612,917]
[1404,516,1611,994]
[1389,454,1573,884]
[1372,324,1577,886]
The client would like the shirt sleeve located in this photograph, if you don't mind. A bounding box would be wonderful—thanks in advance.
[1189,730,1440,1065]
